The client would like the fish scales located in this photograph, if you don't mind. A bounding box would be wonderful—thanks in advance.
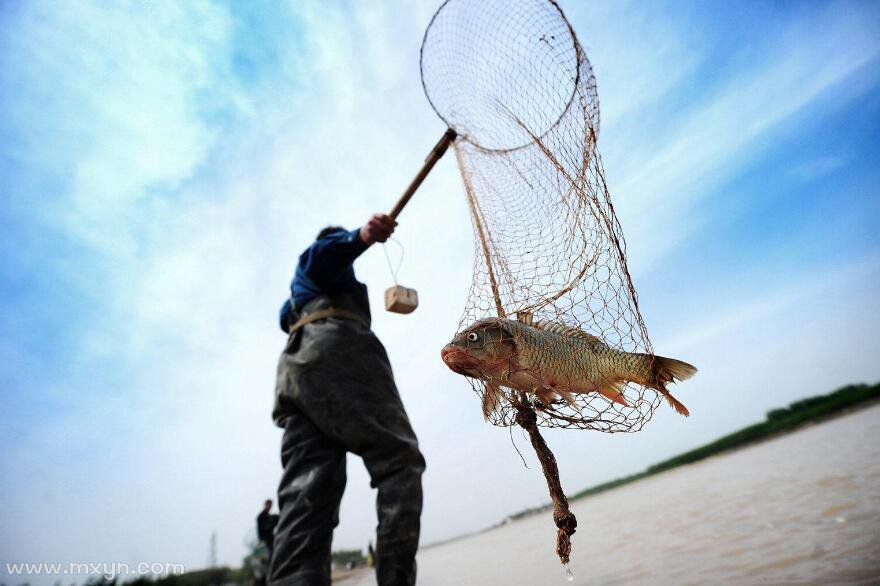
[511,319,650,393]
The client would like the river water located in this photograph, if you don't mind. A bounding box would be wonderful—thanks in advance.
[347,403,880,585]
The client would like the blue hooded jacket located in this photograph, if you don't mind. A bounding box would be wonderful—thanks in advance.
[279,227,368,331]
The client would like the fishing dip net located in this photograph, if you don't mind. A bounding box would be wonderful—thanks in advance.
[419,0,664,567]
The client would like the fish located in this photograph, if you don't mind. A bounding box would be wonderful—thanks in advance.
[440,317,697,419]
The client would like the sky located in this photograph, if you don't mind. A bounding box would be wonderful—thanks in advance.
[1,0,879,582]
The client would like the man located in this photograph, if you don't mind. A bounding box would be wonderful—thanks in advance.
[269,214,426,586]
[257,499,279,555]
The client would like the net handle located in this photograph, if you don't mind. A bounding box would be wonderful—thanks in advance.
[389,128,457,219]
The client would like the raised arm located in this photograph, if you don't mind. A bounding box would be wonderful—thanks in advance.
[300,214,397,288]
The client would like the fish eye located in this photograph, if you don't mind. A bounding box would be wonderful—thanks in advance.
[467,332,480,342]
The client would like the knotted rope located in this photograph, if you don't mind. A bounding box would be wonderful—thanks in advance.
[514,402,577,564]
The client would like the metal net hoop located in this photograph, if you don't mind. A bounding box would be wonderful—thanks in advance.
[420,0,599,153]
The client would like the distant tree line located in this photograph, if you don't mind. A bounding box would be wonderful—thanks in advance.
[642,382,879,475]
[508,381,879,521]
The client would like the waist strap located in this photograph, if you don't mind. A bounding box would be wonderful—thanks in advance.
[288,308,370,333]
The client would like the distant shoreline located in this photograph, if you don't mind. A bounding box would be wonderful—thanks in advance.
[427,381,880,547]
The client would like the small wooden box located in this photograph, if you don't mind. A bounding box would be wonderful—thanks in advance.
[384,285,419,314]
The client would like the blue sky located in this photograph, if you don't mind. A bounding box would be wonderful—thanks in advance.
[1,0,879,581]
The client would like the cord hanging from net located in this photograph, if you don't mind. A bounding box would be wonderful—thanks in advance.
[421,0,672,566]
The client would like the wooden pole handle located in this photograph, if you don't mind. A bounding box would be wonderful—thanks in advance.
[389,128,457,220]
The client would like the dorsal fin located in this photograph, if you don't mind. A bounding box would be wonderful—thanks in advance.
[535,321,604,344]
[516,311,534,326]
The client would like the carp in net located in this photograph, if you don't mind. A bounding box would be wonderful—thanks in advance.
[391,0,698,567]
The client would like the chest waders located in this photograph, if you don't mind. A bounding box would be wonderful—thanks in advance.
[270,284,425,586]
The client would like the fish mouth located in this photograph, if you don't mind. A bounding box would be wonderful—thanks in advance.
[440,346,481,377]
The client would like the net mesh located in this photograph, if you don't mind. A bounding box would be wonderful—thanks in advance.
[422,0,661,433]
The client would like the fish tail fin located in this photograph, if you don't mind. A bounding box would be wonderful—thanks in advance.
[663,391,690,417]
[653,356,698,383]
[597,380,630,407]
[482,382,502,420]
[651,356,696,417]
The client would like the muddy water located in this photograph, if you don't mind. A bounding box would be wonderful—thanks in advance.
[348,403,880,585]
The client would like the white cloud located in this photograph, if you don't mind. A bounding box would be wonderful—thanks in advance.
[786,154,849,182]
[2,1,241,258]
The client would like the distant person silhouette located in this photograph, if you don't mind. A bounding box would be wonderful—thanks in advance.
[257,499,279,556]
